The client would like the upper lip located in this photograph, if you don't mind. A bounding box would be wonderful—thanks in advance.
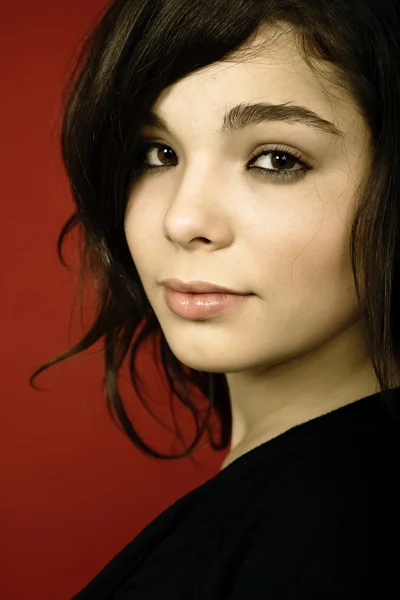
[162,278,249,295]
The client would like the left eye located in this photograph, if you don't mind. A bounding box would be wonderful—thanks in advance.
[251,150,303,172]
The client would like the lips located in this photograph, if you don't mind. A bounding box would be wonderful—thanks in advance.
[161,278,246,295]
[163,287,251,319]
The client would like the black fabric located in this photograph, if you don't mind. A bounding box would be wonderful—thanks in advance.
[73,390,400,599]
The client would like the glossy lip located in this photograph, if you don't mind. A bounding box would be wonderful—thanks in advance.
[161,278,250,295]
[163,286,251,320]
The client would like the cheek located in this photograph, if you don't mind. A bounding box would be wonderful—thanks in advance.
[267,170,359,304]
[265,212,358,332]
[124,199,157,286]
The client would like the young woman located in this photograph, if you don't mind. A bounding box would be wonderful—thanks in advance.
[30,0,400,597]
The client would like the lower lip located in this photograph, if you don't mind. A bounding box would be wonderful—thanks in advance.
[164,288,252,320]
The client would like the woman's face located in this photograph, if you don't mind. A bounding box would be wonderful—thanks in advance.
[124,25,371,376]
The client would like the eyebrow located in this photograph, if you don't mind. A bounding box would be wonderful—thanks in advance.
[142,101,343,138]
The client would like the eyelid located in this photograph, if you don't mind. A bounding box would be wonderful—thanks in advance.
[135,140,314,184]
[139,137,309,157]
[249,144,313,168]
[136,138,314,171]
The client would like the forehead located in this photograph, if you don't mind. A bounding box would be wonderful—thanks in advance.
[153,25,363,138]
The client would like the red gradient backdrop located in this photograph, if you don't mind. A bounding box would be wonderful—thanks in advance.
[0,2,227,598]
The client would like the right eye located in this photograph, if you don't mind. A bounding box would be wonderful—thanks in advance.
[137,142,177,171]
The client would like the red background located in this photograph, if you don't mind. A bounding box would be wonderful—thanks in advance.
[1,2,227,598]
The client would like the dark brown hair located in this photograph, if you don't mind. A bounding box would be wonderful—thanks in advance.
[30,0,400,459]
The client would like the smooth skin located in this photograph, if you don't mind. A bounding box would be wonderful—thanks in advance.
[124,24,384,470]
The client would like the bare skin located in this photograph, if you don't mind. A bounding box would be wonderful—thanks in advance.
[124,24,384,471]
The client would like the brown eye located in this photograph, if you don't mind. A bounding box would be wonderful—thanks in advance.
[142,143,177,167]
[135,140,312,183]
[248,146,311,182]
[252,150,302,172]
[270,151,297,170]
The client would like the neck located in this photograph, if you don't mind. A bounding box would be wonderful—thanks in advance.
[221,321,382,470]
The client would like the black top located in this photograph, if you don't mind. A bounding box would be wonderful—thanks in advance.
[73,390,400,599]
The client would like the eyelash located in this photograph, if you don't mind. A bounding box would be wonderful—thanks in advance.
[134,141,313,182]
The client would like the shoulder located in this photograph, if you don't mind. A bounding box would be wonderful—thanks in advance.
[272,422,400,527]
[234,424,400,598]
